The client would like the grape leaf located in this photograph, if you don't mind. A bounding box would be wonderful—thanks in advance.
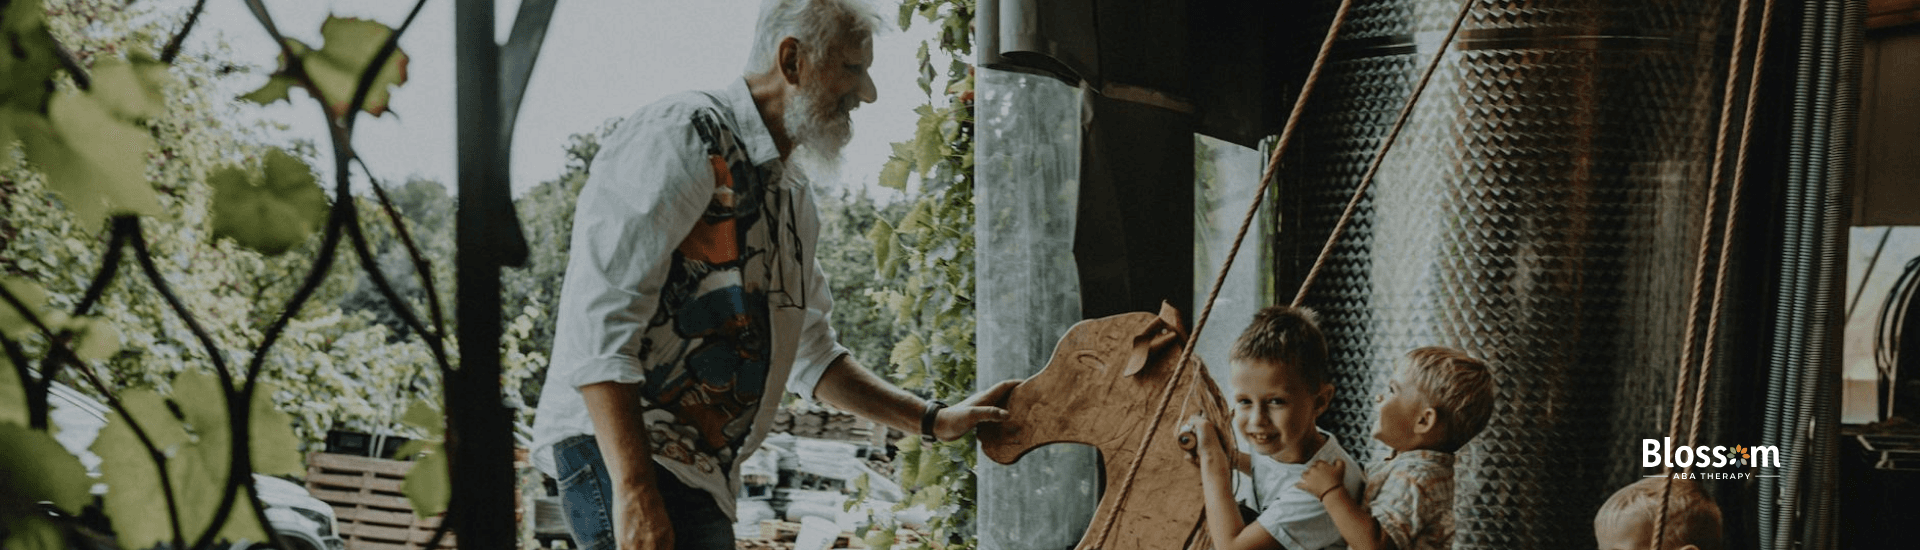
[0,423,91,514]
[244,17,409,119]
[62,316,122,362]
[0,278,50,339]
[16,82,166,224]
[93,372,306,549]
[0,514,66,550]
[400,443,449,518]
[210,148,329,256]
[0,356,21,427]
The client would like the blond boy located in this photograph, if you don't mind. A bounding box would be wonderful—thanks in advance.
[1183,306,1366,550]
[1295,347,1497,550]
[1593,477,1724,550]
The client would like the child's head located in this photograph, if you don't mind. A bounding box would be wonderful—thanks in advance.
[1593,477,1723,550]
[1374,346,1497,453]
[1228,306,1332,463]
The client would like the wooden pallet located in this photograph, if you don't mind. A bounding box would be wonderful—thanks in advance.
[306,452,454,550]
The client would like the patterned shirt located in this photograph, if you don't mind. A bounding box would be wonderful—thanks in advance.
[531,79,849,519]
[1364,449,1454,550]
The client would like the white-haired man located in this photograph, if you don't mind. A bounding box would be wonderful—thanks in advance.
[529,1,1019,549]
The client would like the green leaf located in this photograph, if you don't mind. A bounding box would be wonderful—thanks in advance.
[896,0,918,31]
[865,528,897,550]
[867,218,897,270]
[18,87,165,224]
[87,56,171,119]
[94,373,305,548]
[0,422,93,515]
[239,75,298,106]
[0,0,59,116]
[878,157,911,191]
[0,356,21,427]
[1,514,65,550]
[401,444,449,518]
[399,399,443,439]
[0,278,49,339]
[210,148,329,256]
[283,17,410,119]
[64,316,121,362]
[916,42,933,97]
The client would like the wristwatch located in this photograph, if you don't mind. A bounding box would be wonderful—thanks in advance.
[921,399,948,441]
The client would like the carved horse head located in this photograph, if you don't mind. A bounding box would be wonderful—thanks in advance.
[980,302,1233,550]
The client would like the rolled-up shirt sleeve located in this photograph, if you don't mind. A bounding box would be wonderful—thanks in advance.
[782,181,851,400]
[549,104,714,391]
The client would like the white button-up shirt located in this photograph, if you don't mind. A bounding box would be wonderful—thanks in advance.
[531,78,848,518]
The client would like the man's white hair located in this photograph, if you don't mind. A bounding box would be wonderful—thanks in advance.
[744,0,885,75]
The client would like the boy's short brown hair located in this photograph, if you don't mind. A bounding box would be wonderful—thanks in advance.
[1402,346,1497,452]
[1595,477,1723,550]
[1230,306,1330,387]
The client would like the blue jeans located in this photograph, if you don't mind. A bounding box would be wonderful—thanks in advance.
[552,435,736,550]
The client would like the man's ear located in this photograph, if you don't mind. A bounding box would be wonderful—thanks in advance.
[778,37,803,84]
[1313,383,1334,416]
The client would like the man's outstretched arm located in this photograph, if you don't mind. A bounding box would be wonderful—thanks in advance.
[810,353,1018,441]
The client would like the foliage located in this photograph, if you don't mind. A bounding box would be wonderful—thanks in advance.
[816,187,913,372]
[859,1,980,548]
[1,0,449,548]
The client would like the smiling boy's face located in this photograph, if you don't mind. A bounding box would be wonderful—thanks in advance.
[1230,358,1330,464]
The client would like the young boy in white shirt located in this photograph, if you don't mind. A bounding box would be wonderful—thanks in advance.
[1183,306,1366,550]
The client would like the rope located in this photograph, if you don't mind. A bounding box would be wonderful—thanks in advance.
[1288,0,1478,309]
[1084,1,1356,548]
[1091,0,1487,545]
[1657,0,1770,546]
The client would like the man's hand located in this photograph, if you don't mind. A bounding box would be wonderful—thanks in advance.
[1295,459,1346,501]
[613,479,674,550]
[931,379,1019,441]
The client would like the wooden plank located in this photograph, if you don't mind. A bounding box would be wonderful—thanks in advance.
[308,452,416,477]
[310,488,415,511]
[343,523,418,544]
[1871,0,1920,28]
[341,539,416,550]
[309,472,405,493]
[334,507,423,528]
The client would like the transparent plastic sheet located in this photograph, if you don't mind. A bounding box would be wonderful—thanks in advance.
[1191,136,1272,400]
[973,68,1095,549]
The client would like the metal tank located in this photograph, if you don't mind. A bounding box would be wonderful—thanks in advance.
[1270,0,1738,547]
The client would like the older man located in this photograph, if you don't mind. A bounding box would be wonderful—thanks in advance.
[529,1,1017,549]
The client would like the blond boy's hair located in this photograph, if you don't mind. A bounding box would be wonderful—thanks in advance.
[1230,306,1330,387]
[1401,346,1496,452]
[1595,477,1723,550]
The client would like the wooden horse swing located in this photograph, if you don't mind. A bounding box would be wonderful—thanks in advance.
[973,0,1766,546]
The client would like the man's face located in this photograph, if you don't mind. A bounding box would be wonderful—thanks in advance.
[785,33,876,160]
[1229,359,1327,464]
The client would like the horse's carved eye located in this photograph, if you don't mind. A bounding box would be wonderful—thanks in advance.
[1074,350,1108,371]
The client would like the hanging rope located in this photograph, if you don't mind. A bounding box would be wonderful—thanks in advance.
[1088,0,1486,546]
[1287,0,1478,311]
[1656,0,1772,546]
[1083,1,1356,547]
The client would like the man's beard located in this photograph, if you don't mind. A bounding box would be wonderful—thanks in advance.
[783,78,856,182]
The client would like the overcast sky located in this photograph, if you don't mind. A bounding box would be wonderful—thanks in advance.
[169,0,931,199]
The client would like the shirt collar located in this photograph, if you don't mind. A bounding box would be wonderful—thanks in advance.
[1388,448,1455,466]
[723,77,781,166]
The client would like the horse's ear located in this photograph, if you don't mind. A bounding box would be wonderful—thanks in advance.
[1124,303,1188,377]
